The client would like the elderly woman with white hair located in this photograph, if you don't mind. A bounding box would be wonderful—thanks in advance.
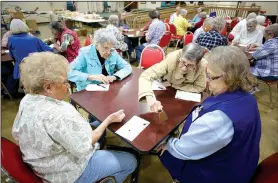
[189,7,203,24]
[106,15,128,51]
[13,52,137,183]
[1,19,33,48]
[173,9,191,36]
[196,17,228,50]
[68,28,132,91]
[193,17,214,43]
[256,15,266,32]
[8,19,53,80]
[139,43,206,112]
[232,18,263,47]
[158,46,261,183]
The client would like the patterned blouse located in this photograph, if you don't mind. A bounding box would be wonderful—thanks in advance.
[106,24,128,51]
[196,30,228,50]
[12,94,95,183]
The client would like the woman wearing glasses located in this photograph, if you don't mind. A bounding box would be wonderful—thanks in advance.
[158,46,261,183]
[68,28,132,92]
[138,43,206,112]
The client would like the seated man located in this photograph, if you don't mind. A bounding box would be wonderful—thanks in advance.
[135,10,166,62]
[68,28,132,92]
[173,9,191,36]
[138,43,206,112]
[232,18,263,47]
[196,17,227,50]
[250,23,278,81]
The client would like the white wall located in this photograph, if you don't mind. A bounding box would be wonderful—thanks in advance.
[245,1,278,15]
[138,2,161,9]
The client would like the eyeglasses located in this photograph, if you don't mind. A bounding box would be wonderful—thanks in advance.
[179,59,196,70]
[101,45,115,54]
[206,72,222,81]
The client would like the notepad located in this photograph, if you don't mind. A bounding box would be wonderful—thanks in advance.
[115,116,150,141]
[175,90,201,102]
[152,80,166,90]
[86,84,110,91]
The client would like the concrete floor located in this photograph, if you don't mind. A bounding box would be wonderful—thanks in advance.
[1,23,278,183]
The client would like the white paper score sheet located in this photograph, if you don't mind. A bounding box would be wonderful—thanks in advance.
[86,84,110,91]
[175,90,201,102]
[115,116,150,141]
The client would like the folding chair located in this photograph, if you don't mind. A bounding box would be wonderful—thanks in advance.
[139,44,165,69]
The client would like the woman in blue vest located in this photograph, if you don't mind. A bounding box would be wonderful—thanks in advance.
[157,46,261,183]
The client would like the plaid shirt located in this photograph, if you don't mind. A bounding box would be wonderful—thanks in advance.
[251,37,278,77]
[196,30,228,50]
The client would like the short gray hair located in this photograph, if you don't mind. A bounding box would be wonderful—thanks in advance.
[199,12,207,19]
[265,23,278,37]
[206,46,256,92]
[211,17,226,32]
[203,17,214,26]
[247,18,258,26]
[246,12,257,20]
[19,52,69,94]
[10,19,29,34]
[108,15,119,26]
[256,15,266,25]
[180,9,188,16]
[93,28,117,47]
[181,43,205,64]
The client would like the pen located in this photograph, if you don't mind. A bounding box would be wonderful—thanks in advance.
[158,87,164,90]
[97,84,106,89]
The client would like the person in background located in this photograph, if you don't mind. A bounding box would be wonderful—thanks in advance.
[135,10,166,62]
[118,11,129,29]
[189,7,202,24]
[194,12,207,29]
[1,19,33,48]
[256,15,266,33]
[138,43,206,112]
[230,12,257,36]
[169,6,181,24]
[196,17,227,50]
[49,21,80,63]
[8,19,53,80]
[174,9,191,36]
[193,17,214,43]
[250,24,278,82]
[106,15,128,51]
[232,18,263,47]
[13,52,137,183]
[158,46,261,183]
[68,28,132,91]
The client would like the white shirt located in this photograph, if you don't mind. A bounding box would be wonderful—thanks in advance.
[167,110,234,160]
[193,26,205,43]
[170,13,178,24]
[234,28,263,46]
[12,94,95,183]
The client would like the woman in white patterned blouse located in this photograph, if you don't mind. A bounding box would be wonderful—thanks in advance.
[12,52,137,183]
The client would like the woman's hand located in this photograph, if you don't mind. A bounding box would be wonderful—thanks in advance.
[155,143,167,156]
[106,76,117,83]
[106,109,125,124]
[146,96,163,113]
[88,74,110,84]
[246,43,258,51]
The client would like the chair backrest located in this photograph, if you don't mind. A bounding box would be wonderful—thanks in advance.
[164,18,170,23]
[221,24,227,36]
[250,152,278,183]
[139,45,165,69]
[1,137,43,183]
[164,23,170,32]
[84,35,92,46]
[159,31,172,48]
[183,31,194,45]
[231,18,239,29]
[168,23,177,35]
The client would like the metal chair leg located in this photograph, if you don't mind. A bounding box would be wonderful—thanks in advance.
[175,40,180,50]
[1,81,13,100]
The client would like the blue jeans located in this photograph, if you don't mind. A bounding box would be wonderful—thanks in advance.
[135,45,145,62]
[75,150,137,183]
